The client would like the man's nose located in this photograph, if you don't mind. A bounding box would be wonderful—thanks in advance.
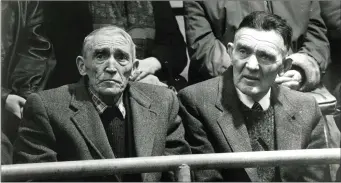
[105,56,118,73]
[245,54,259,71]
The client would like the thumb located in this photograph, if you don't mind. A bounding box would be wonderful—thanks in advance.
[18,97,26,106]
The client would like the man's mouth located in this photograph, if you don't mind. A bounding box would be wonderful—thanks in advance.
[243,75,259,81]
[102,79,122,84]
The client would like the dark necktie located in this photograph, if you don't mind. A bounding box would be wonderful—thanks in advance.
[252,102,263,111]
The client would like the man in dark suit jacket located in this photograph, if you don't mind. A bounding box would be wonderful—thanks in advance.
[14,26,190,181]
[179,12,331,182]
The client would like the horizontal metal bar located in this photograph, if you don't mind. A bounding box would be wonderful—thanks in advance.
[2,148,340,181]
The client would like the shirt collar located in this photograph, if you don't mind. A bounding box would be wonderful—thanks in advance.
[235,87,271,111]
[88,86,126,118]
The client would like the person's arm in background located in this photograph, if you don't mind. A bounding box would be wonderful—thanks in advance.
[1,132,13,165]
[276,1,330,92]
[131,1,187,90]
[9,1,56,99]
[184,1,231,84]
[1,87,25,119]
[320,1,341,40]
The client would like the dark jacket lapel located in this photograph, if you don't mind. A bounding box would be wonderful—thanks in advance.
[69,79,115,159]
[215,69,259,182]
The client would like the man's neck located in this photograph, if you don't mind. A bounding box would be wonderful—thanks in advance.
[100,94,122,106]
[88,85,122,106]
[235,87,271,110]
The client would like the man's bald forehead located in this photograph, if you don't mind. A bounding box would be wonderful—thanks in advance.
[81,26,135,58]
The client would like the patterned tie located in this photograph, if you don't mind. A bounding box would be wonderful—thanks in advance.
[252,102,263,111]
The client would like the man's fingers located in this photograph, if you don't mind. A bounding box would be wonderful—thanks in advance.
[275,76,293,83]
[280,81,300,90]
[135,71,149,81]
[130,70,141,81]
[18,97,26,106]
[281,70,297,77]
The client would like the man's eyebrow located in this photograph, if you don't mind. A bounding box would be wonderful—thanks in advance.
[235,42,253,49]
[93,48,109,55]
[256,47,277,56]
[114,48,131,59]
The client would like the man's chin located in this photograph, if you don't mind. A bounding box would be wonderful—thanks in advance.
[98,88,124,97]
[237,85,261,97]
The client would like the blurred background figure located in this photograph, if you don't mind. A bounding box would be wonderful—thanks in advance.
[320,1,341,125]
[184,1,329,92]
[45,1,188,91]
[1,1,55,151]
[320,1,341,181]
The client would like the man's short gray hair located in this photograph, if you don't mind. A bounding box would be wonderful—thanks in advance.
[81,26,136,61]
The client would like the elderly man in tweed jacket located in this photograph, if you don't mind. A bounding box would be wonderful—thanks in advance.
[14,26,190,182]
[179,11,331,182]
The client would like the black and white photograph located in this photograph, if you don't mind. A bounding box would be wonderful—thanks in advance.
[1,0,340,182]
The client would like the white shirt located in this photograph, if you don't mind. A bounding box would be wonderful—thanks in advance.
[235,88,271,111]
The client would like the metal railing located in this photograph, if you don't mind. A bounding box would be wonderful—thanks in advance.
[2,148,340,182]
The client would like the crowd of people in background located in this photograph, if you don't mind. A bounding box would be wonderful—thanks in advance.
[1,1,340,182]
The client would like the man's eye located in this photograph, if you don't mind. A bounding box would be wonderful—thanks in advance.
[258,53,271,60]
[96,53,106,60]
[257,52,276,64]
[114,52,129,61]
[238,48,249,57]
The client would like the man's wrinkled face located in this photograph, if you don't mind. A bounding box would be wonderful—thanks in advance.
[229,28,286,101]
[80,33,133,98]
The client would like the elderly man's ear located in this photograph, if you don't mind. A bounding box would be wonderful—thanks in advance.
[278,57,293,76]
[129,59,140,81]
[76,56,87,76]
[227,42,234,58]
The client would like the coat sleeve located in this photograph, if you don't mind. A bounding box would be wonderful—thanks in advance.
[159,90,191,181]
[178,90,223,182]
[184,1,231,84]
[10,1,56,99]
[320,1,341,40]
[293,1,330,91]
[13,93,57,164]
[151,1,187,82]
[164,91,191,156]
[1,132,13,165]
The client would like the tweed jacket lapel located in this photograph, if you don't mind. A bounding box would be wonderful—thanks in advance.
[215,69,259,182]
[271,85,302,151]
[127,84,157,158]
[271,85,303,181]
[69,79,115,159]
[127,84,158,182]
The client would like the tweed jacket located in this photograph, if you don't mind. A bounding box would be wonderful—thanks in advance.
[178,68,331,182]
[14,78,190,181]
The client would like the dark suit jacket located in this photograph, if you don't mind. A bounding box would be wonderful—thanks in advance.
[178,68,331,182]
[14,79,190,181]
